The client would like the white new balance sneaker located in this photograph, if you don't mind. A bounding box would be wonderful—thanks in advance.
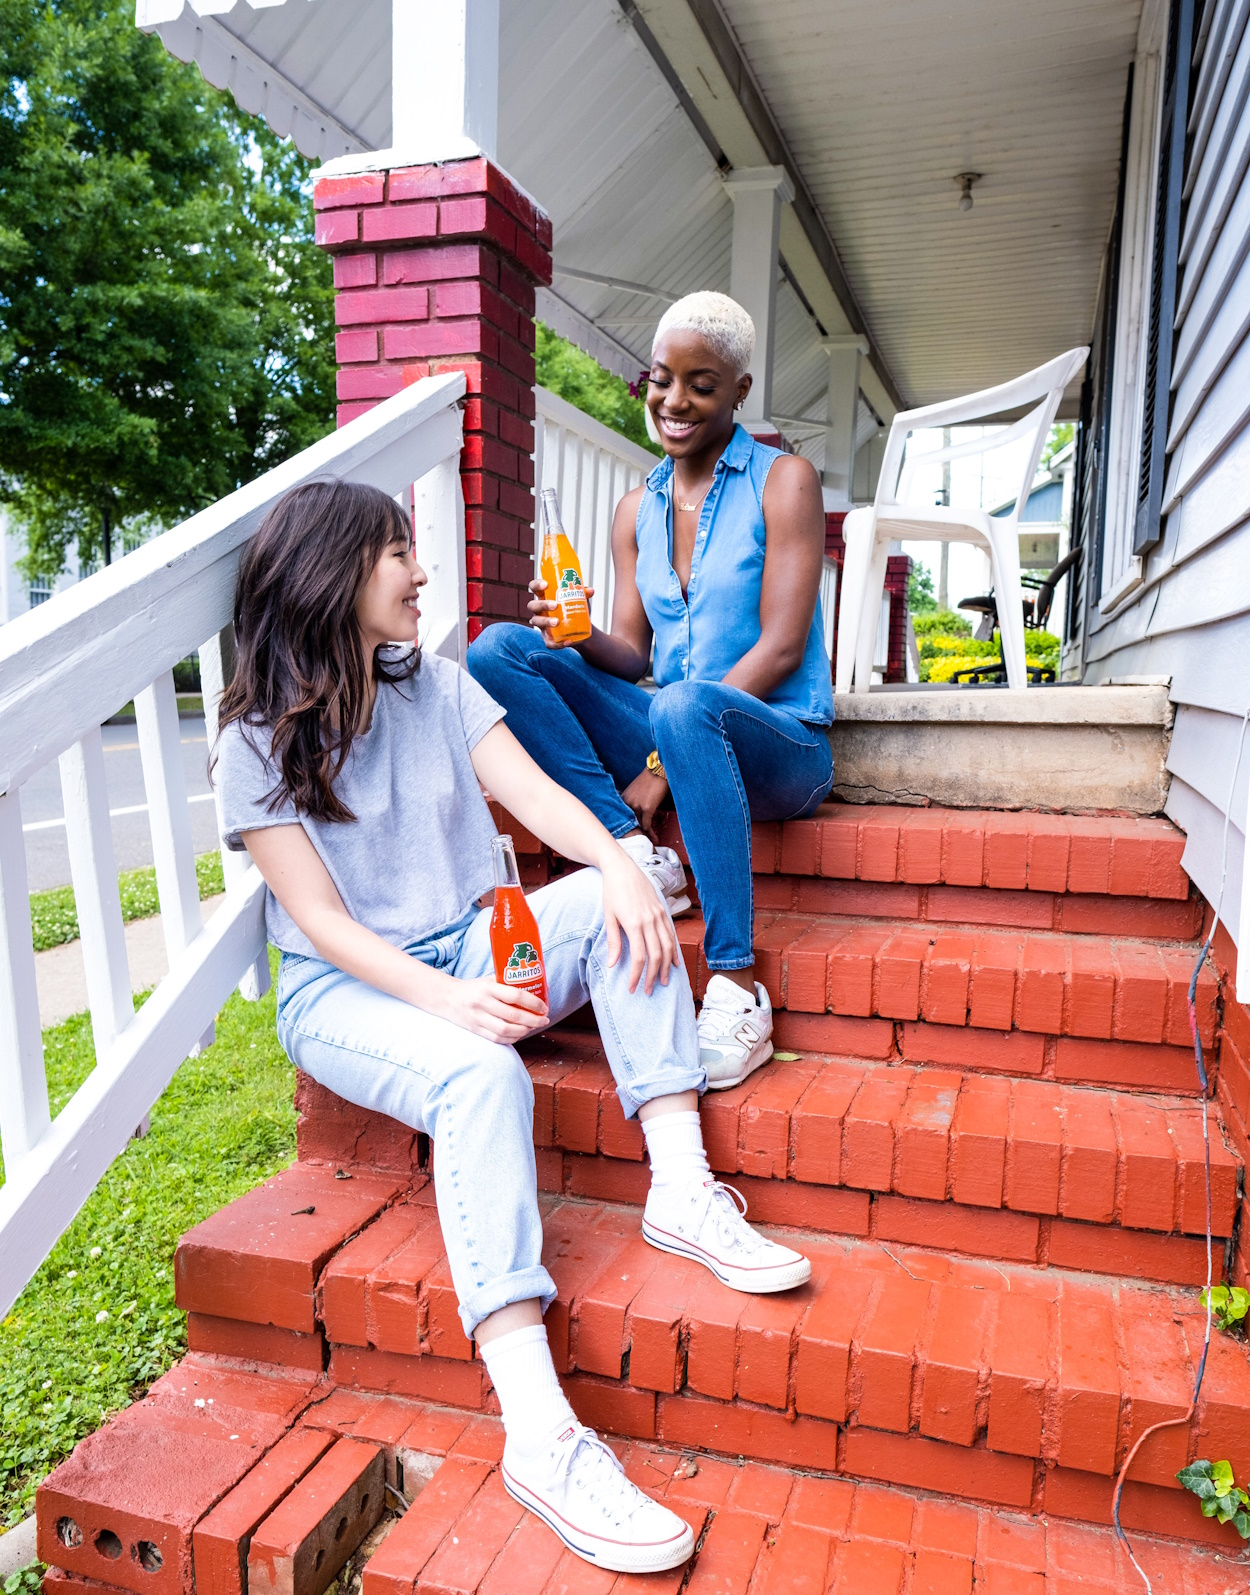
[643,1178,812,1293]
[618,834,692,916]
[697,974,774,1089]
[501,1422,694,1574]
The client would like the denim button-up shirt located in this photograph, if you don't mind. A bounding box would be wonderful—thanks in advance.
[634,424,834,725]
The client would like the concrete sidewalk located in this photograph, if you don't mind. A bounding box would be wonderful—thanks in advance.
[36,895,225,1028]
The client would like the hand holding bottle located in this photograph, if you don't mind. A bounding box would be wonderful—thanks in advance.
[527,576,595,647]
[531,488,592,647]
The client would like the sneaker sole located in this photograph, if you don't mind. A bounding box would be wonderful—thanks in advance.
[702,1036,774,1091]
[501,1464,695,1574]
[666,891,693,916]
[641,1217,813,1294]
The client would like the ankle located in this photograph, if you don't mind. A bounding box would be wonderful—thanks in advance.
[642,1108,710,1190]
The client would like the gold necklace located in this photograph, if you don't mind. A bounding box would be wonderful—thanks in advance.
[675,483,710,513]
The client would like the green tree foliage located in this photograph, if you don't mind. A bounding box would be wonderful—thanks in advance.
[908,562,936,613]
[0,0,335,579]
[535,322,660,457]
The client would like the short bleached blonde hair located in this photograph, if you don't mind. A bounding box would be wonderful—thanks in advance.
[652,291,755,377]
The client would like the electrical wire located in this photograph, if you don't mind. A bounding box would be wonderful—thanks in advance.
[1112,698,1250,1591]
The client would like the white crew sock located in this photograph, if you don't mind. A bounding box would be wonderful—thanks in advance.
[478,1324,576,1455]
[642,1109,711,1190]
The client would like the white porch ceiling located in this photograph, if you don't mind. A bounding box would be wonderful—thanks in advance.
[139,0,1143,454]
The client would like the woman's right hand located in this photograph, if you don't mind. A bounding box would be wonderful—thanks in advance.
[527,577,594,648]
[437,975,549,1043]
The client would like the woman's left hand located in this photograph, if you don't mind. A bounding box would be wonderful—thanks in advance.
[621,765,669,839]
[599,849,677,995]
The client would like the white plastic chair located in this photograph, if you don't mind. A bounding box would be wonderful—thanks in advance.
[835,346,1088,693]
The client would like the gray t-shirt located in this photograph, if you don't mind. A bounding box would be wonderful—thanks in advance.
[215,651,505,957]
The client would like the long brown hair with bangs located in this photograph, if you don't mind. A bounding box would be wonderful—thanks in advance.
[215,479,418,822]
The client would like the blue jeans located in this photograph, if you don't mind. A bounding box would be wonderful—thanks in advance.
[275,867,702,1337]
[468,625,834,970]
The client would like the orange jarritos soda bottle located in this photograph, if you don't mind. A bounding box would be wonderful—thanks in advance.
[489,835,548,1005]
[538,487,591,645]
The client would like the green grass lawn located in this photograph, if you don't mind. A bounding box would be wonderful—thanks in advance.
[29,852,226,953]
[0,946,293,1533]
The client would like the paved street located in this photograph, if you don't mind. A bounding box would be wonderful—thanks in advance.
[20,716,221,891]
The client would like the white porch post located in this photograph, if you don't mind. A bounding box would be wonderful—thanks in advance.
[724,166,794,434]
[821,334,869,508]
[391,0,499,162]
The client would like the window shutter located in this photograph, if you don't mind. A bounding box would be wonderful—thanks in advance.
[1133,0,1196,555]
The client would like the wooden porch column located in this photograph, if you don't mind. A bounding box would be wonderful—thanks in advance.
[313,0,551,640]
[821,334,868,510]
[724,166,794,439]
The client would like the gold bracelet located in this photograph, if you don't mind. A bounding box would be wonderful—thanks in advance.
[646,749,666,781]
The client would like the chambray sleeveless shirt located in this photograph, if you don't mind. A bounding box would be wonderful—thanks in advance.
[634,425,834,724]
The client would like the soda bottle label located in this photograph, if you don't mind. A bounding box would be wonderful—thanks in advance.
[502,940,544,985]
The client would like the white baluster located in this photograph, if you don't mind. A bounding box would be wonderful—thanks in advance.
[414,454,467,664]
[59,731,134,1060]
[0,788,49,1172]
[200,626,270,1001]
[135,669,214,1049]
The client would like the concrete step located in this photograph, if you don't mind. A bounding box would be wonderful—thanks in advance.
[292,1052,1240,1287]
[165,1171,1250,1549]
[40,1386,1244,1595]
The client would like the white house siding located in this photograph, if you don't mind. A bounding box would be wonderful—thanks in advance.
[1083,0,1250,947]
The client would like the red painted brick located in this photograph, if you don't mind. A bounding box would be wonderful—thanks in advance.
[565,1154,648,1206]
[949,1077,1010,1207]
[335,329,379,363]
[984,815,1029,890]
[857,812,901,880]
[772,1011,895,1058]
[1111,943,1167,1043]
[683,1509,767,1595]
[176,1166,402,1333]
[829,1539,905,1595]
[894,1072,960,1199]
[902,1023,1045,1078]
[790,1063,865,1184]
[246,1439,383,1595]
[365,1211,448,1354]
[327,1347,485,1411]
[413,1468,523,1595]
[360,1457,489,1595]
[335,288,429,327]
[1058,1090,1117,1224]
[1119,1310,1192,1486]
[967,935,1020,1030]
[919,1286,988,1446]
[1025,814,1070,893]
[898,811,946,884]
[683,1271,744,1401]
[788,1476,854,1534]
[383,240,492,286]
[1055,1299,1120,1474]
[315,210,359,247]
[1015,937,1064,1033]
[735,1282,812,1409]
[911,1549,974,1595]
[315,174,385,211]
[854,1275,929,1432]
[552,1063,606,1154]
[337,365,405,401]
[1042,1464,1243,1549]
[627,1264,698,1394]
[911,1498,979,1555]
[1065,818,1113,894]
[186,1314,325,1374]
[193,1430,336,1595]
[875,1196,1039,1263]
[1066,941,1114,1039]
[779,819,821,875]
[876,929,928,1019]
[1005,1080,1062,1214]
[842,1072,911,1191]
[828,926,891,1015]
[797,878,920,919]
[753,1521,832,1595]
[386,320,495,361]
[700,1074,755,1174]
[782,923,842,1012]
[987,1293,1050,1458]
[1057,892,1202,938]
[1114,1097,1176,1231]
[921,933,973,1026]
[1046,1221,1211,1286]
[1053,1036,1199,1093]
[730,1172,870,1236]
[361,203,438,245]
[575,1238,663,1378]
[927,885,1051,931]
[841,1429,1034,1508]
[1162,949,1217,1046]
[1168,1106,1240,1234]
[739,1063,817,1178]
[752,914,806,999]
[657,1396,838,1471]
[475,1511,563,1595]
[816,812,858,878]
[423,1257,474,1363]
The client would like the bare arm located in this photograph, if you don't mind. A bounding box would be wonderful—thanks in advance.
[527,486,654,682]
[721,453,826,701]
[242,822,548,1043]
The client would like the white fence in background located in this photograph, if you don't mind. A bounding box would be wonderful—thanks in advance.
[534,386,657,631]
[0,372,468,1318]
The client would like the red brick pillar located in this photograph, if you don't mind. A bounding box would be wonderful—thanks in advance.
[312,158,552,640]
[884,553,912,684]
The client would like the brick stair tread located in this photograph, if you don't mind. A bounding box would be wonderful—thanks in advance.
[517,1038,1240,1239]
[175,1180,1250,1501]
[658,804,1193,902]
[42,1388,1245,1594]
[670,912,1218,1046]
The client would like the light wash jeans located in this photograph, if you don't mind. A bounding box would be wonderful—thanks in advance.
[275,867,703,1337]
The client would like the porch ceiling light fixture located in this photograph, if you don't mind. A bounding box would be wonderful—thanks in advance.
[955,172,983,212]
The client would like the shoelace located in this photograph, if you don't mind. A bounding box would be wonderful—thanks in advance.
[690,1180,771,1255]
[550,1425,648,1528]
[696,999,758,1041]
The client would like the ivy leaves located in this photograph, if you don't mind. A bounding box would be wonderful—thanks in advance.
[1177,1460,1250,1537]
[1202,1285,1250,1335]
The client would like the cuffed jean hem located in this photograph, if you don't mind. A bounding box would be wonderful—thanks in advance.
[459,1265,559,1339]
[614,1065,707,1120]
[704,958,758,973]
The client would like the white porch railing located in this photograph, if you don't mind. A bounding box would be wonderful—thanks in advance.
[533,386,657,631]
[0,371,467,1318]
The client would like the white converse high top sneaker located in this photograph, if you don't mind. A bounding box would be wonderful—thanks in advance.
[643,1178,812,1293]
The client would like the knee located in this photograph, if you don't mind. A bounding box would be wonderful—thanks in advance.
[650,680,716,744]
[451,1044,534,1117]
[466,622,532,685]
